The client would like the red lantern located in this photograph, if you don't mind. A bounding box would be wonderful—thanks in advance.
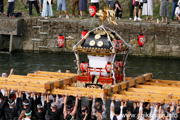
[138,34,145,47]
[80,62,88,72]
[105,62,111,73]
[114,60,123,68]
[113,40,121,50]
[57,34,65,48]
[89,5,96,17]
[81,30,88,41]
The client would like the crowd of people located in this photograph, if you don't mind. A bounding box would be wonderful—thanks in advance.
[0,0,179,22]
[0,88,180,120]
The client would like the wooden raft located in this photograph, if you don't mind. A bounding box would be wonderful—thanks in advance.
[0,71,179,103]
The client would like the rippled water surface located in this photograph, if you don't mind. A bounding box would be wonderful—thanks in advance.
[0,52,179,80]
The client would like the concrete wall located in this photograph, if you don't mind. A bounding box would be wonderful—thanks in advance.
[0,18,24,52]
[22,18,180,58]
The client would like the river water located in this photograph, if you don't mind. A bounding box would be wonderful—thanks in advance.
[0,52,180,80]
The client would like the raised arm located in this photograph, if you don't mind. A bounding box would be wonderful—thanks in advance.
[110,97,115,120]
[92,95,96,116]
[77,94,82,119]
[87,95,92,120]
[71,93,79,116]
[63,93,68,117]
[101,92,106,120]
[0,88,8,110]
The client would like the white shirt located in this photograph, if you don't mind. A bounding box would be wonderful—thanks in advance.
[24,118,31,120]
[91,0,99,3]
[175,7,180,15]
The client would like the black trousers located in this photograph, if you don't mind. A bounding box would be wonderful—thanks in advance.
[29,0,40,15]
[0,0,4,13]
[7,2,14,16]
[115,11,123,18]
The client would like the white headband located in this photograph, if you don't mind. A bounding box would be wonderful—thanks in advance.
[37,104,43,109]
[8,101,15,106]
[23,102,30,106]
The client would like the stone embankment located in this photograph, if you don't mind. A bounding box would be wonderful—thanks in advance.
[0,17,180,58]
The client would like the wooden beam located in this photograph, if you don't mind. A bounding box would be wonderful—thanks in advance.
[120,91,180,99]
[0,80,44,88]
[64,86,104,92]
[151,79,180,84]
[27,73,70,79]
[128,88,180,96]
[36,71,77,77]
[113,94,178,103]
[136,85,180,92]
[0,84,46,93]
[143,73,153,81]
[51,89,102,97]
[0,77,48,84]
[143,82,180,87]
[9,75,59,81]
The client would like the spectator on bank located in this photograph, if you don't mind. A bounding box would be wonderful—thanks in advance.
[79,0,87,17]
[128,0,134,20]
[72,0,80,17]
[28,0,40,16]
[41,0,53,18]
[90,0,100,12]
[7,0,15,18]
[113,1,123,19]
[171,0,178,20]
[57,0,69,19]
[175,1,180,22]
[134,0,142,21]
[106,0,114,9]
[0,0,4,15]
[142,0,153,21]
[39,0,43,12]
[159,0,169,23]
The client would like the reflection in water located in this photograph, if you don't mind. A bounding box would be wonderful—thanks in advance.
[0,52,179,80]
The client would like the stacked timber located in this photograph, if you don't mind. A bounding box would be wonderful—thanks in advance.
[0,72,179,103]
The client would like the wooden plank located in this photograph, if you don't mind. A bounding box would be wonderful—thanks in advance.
[0,80,44,88]
[52,89,102,97]
[128,88,180,96]
[27,73,70,79]
[151,79,180,84]
[64,86,104,92]
[113,94,178,103]
[120,91,180,100]
[9,75,58,81]
[144,82,180,87]
[136,85,180,92]
[0,84,46,93]
[0,77,48,84]
[36,71,77,77]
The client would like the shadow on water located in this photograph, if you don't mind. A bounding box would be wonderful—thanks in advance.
[0,52,179,80]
